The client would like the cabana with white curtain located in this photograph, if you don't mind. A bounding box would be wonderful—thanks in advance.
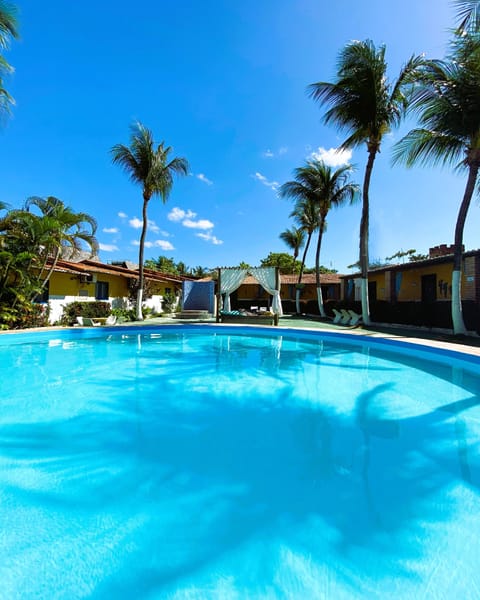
[216,266,283,324]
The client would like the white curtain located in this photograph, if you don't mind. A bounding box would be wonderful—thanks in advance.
[220,268,247,311]
[250,267,283,316]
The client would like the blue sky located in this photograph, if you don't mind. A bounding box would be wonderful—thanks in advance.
[2,0,479,273]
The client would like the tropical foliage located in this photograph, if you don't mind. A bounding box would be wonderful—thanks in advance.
[279,227,305,274]
[309,41,422,324]
[392,22,480,334]
[0,198,98,329]
[111,122,189,320]
[280,160,358,316]
[0,0,19,118]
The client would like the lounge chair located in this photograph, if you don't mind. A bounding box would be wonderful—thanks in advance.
[105,315,117,326]
[82,317,101,327]
[332,309,342,324]
[76,316,84,326]
[340,309,351,325]
[348,309,362,326]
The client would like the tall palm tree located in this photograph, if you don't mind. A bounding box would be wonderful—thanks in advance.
[392,31,480,335]
[111,122,189,320]
[279,226,305,274]
[0,1,19,118]
[280,160,358,317]
[308,40,422,324]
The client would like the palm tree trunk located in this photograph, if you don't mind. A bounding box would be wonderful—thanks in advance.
[315,219,326,318]
[136,196,149,320]
[296,233,313,314]
[359,147,376,326]
[451,163,478,335]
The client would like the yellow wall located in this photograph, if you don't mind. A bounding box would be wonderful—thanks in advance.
[396,263,455,301]
[49,272,130,298]
[368,272,387,301]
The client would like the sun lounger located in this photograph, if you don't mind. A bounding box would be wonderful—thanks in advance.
[82,317,102,327]
[332,309,342,324]
[348,310,362,326]
[340,309,351,325]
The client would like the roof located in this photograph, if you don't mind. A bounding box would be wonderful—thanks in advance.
[242,273,341,285]
[48,259,192,284]
[340,248,480,279]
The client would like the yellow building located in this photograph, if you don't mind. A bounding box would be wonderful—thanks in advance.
[41,259,186,323]
[340,245,480,331]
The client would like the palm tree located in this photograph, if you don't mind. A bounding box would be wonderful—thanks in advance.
[308,40,422,324]
[0,1,19,118]
[392,31,480,335]
[455,0,480,31]
[24,196,98,292]
[111,122,189,320]
[280,160,358,317]
[279,226,305,275]
[288,197,319,312]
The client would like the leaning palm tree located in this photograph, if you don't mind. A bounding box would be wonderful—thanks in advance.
[111,122,189,320]
[280,160,358,317]
[392,32,480,335]
[279,226,305,275]
[308,40,422,325]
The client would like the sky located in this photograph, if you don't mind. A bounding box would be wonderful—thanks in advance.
[1,0,479,274]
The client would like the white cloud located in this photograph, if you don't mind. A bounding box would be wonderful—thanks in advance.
[278,146,288,155]
[132,239,174,250]
[183,218,214,230]
[310,146,352,167]
[168,207,196,222]
[148,219,160,233]
[118,211,127,218]
[196,232,223,245]
[129,217,143,229]
[103,227,118,234]
[153,239,174,250]
[252,172,279,191]
[196,173,213,185]
[262,149,275,158]
[99,243,119,252]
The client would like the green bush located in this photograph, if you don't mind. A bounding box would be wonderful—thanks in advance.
[162,291,177,314]
[60,301,111,326]
[111,307,136,323]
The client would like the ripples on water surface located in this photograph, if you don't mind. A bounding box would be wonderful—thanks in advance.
[1,327,479,599]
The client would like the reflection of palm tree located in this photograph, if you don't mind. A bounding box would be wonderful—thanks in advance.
[309,41,422,324]
[111,122,189,320]
[2,334,479,597]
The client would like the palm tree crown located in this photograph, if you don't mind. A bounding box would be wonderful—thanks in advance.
[280,159,358,315]
[111,122,189,320]
[392,31,480,334]
[279,226,305,273]
[308,40,422,324]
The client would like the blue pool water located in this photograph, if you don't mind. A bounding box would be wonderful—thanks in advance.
[1,326,480,599]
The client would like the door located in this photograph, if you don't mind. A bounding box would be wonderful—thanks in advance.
[421,274,437,303]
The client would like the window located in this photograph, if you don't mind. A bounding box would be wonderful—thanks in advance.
[95,281,109,300]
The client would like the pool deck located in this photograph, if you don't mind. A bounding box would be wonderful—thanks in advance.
[3,314,480,357]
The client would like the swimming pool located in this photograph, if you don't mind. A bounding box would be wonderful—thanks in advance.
[1,325,479,598]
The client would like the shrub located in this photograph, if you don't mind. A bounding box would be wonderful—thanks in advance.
[60,301,111,326]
